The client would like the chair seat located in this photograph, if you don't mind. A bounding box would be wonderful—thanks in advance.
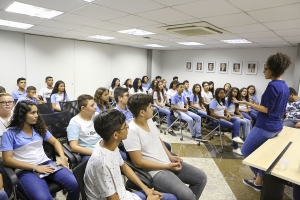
[205,123,231,132]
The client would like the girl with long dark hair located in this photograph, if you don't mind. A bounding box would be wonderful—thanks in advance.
[129,78,146,95]
[189,84,207,117]
[109,78,120,99]
[50,80,69,112]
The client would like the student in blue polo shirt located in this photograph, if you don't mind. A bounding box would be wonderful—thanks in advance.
[16,86,43,105]
[141,76,150,92]
[11,77,27,100]
[50,80,69,112]
[2,100,79,200]
[94,87,110,114]
[171,83,207,142]
[182,80,192,99]
[114,87,134,123]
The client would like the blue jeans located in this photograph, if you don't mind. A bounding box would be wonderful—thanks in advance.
[80,154,90,163]
[152,162,207,200]
[178,111,201,137]
[241,126,280,177]
[212,117,240,149]
[239,117,251,139]
[0,190,8,200]
[283,119,300,128]
[197,110,207,117]
[241,112,252,120]
[17,160,80,200]
[157,107,172,127]
[134,190,177,200]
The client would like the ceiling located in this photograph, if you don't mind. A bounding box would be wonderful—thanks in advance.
[0,0,300,50]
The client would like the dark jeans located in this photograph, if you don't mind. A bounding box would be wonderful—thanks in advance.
[134,190,177,200]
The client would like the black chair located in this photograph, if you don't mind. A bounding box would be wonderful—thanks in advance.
[37,103,53,114]
[62,143,82,168]
[59,100,79,118]
[73,160,88,200]
[46,97,51,103]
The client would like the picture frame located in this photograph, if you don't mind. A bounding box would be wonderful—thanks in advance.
[231,62,242,75]
[218,61,228,74]
[262,63,266,76]
[185,61,192,72]
[206,61,216,73]
[195,61,204,72]
[246,62,258,75]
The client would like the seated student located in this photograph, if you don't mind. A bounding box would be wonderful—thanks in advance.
[0,174,8,200]
[130,78,146,95]
[155,76,162,82]
[223,83,231,97]
[283,87,300,128]
[114,87,134,123]
[153,81,175,136]
[171,83,207,142]
[0,86,6,93]
[38,76,53,102]
[141,76,150,92]
[209,88,244,155]
[161,79,168,92]
[94,87,110,113]
[182,80,192,99]
[189,84,207,117]
[17,86,43,104]
[172,76,178,81]
[238,87,257,121]
[226,87,251,139]
[84,109,177,200]
[208,81,214,95]
[109,78,120,99]
[67,95,101,162]
[201,81,213,106]
[11,77,27,100]
[247,85,259,115]
[166,80,178,103]
[147,79,157,95]
[50,80,69,112]
[123,94,207,200]
[2,100,79,200]
[122,78,132,89]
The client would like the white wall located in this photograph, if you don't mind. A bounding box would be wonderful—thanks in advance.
[151,50,162,80]
[161,47,297,100]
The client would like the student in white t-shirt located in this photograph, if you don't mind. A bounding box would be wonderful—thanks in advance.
[123,94,207,200]
[84,109,168,200]
[50,80,70,112]
[67,94,101,162]
[38,76,53,102]
[109,78,120,99]
[122,78,132,89]
[201,81,213,105]
[147,79,157,95]
[129,78,146,95]
[166,80,178,103]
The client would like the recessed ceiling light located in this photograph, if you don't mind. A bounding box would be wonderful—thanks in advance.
[0,19,34,29]
[145,44,167,48]
[118,28,155,36]
[177,42,204,46]
[221,39,252,44]
[88,35,115,40]
[5,2,64,19]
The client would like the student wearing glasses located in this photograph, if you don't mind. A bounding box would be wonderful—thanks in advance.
[114,87,134,123]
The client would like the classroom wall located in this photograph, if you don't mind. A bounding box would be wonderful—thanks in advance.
[160,47,297,100]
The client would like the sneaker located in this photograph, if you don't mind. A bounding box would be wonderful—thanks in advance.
[194,136,208,142]
[192,135,196,139]
[232,148,243,156]
[168,130,176,136]
[214,131,220,136]
[232,137,244,144]
[243,179,262,192]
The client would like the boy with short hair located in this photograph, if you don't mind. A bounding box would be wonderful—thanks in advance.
[183,80,192,98]
[38,76,54,102]
[114,87,134,123]
[123,94,207,200]
[11,77,26,100]
[155,76,162,81]
[67,94,100,162]
[84,109,173,200]
[16,86,43,104]
[201,81,213,105]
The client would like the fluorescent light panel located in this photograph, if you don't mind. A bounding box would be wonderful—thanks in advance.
[0,19,33,29]
[83,0,96,2]
[118,28,155,36]
[177,42,204,46]
[88,35,115,40]
[5,2,64,19]
[145,44,167,48]
[221,39,252,44]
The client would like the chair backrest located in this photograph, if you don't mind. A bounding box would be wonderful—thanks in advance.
[59,100,79,118]
[40,110,71,139]
[46,97,51,103]
[37,103,53,114]
[73,160,88,200]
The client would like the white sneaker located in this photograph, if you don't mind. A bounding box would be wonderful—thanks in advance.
[233,148,243,156]
[232,137,244,144]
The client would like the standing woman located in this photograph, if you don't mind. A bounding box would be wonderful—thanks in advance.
[50,80,69,112]
[234,52,291,191]
[109,78,120,99]
[94,87,111,113]
[2,100,79,200]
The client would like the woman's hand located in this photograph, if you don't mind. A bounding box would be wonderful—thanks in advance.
[35,165,55,174]
[57,157,69,169]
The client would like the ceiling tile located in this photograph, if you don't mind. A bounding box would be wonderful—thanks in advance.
[173,0,241,18]
[205,33,241,40]
[138,24,166,34]
[248,3,300,23]
[91,21,133,31]
[39,20,82,30]
[237,31,278,39]
[0,10,47,24]
[72,26,111,34]
[137,7,194,23]
[29,25,67,34]
[282,35,300,42]
[0,0,12,10]
[110,15,161,27]
[264,18,300,30]
[249,37,285,43]
[152,0,197,6]
[226,23,269,33]
[236,43,263,48]
[94,0,165,14]
[54,13,102,26]
[259,41,293,47]
[71,4,128,20]
[57,31,91,37]
[275,29,300,37]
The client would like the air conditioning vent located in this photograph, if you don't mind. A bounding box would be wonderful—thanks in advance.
[160,22,229,36]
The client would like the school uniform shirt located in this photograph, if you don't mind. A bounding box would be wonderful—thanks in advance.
[11,90,26,100]
[67,113,101,150]
[114,105,134,123]
[50,93,70,109]
[142,83,150,91]
[95,103,107,114]
[183,89,192,98]
[153,91,166,106]
[148,88,153,95]
[171,92,187,117]
[84,140,141,200]
[2,127,52,165]
[166,89,177,103]
[109,87,116,96]
[38,88,53,102]
[209,99,225,117]
[129,88,146,95]
[16,96,38,104]
[190,94,202,107]
[201,91,213,104]
[225,98,235,114]
[0,114,12,151]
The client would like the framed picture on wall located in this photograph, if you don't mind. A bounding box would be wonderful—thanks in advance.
[246,62,258,75]
[195,61,204,72]
[232,62,242,75]
[262,63,267,76]
[218,62,228,74]
[185,61,192,72]
[206,61,215,73]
